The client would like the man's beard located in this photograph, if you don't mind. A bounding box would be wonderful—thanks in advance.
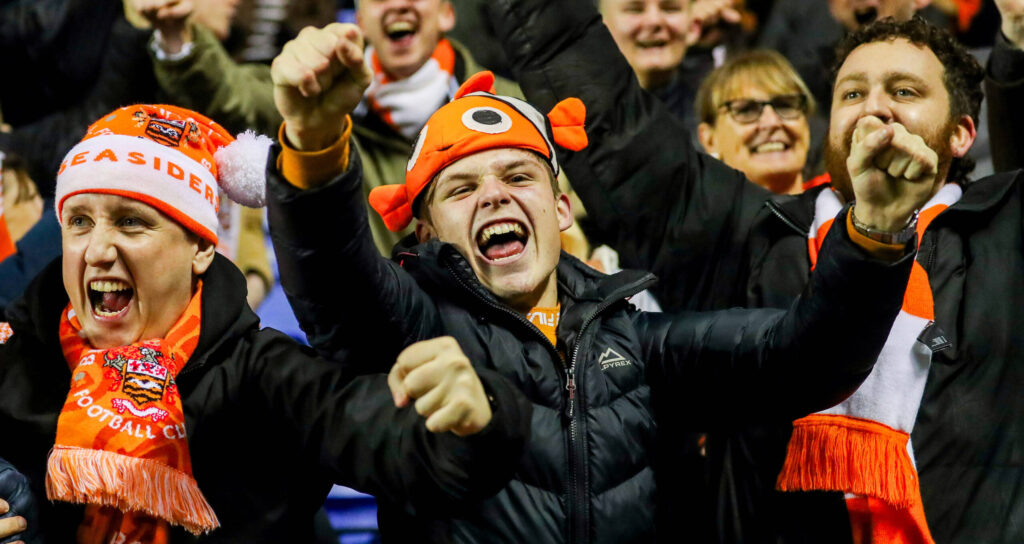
[824,119,955,202]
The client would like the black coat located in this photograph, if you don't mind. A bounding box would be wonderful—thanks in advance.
[266,142,913,542]
[489,0,1024,541]
[0,255,532,542]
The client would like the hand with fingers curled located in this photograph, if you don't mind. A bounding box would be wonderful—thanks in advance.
[0,498,27,544]
[388,337,493,437]
[133,0,195,54]
[271,23,372,151]
[846,116,938,232]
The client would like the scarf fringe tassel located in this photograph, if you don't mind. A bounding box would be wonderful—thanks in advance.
[46,446,219,535]
[775,414,918,508]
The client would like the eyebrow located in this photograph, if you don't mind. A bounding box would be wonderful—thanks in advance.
[437,159,541,187]
[836,71,930,88]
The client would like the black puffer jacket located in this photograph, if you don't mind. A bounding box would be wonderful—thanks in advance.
[266,144,914,542]
[0,255,532,542]
[491,0,1024,541]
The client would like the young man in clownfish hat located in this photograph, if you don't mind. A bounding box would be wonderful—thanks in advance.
[0,102,534,542]
[265,23,930,542]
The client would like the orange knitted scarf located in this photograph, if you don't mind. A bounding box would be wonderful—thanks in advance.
[48,282,218,542]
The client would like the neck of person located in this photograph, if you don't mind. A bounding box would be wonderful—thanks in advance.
[754,171,804,195]
[504,271,560,316]
[636,67,676,91]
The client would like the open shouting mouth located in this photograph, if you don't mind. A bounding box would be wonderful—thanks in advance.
[476,219,530,264]
[384,19,418,47]
[88,279,134,319]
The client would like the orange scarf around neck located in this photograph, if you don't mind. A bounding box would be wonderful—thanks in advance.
[47,282,219,542]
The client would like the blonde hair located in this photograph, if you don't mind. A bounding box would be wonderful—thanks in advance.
[695,49,816,125]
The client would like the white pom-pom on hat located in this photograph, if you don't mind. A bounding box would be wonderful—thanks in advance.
[214,130,273,207]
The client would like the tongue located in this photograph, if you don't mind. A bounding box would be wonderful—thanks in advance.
[485,240,525,261]
[100,291,131,313]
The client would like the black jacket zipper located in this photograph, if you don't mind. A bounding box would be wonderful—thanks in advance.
[765,199,810,237]
[444,255,654,544]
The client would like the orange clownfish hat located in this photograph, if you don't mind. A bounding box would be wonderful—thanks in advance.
[368,71,588,232]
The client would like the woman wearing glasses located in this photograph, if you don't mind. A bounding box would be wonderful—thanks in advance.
[695,50,816,194]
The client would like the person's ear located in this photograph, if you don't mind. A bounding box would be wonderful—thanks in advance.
[949,114,976,159]
[438,1,456,34]
[415,219,438,243]
[192,238,216,276]
[556,192,574,232]
[698,122,719,158]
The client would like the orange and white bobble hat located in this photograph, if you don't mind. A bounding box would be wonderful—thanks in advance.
[55,104,272,244]
[368,71,589,232]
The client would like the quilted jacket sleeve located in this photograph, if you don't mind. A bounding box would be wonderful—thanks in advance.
[265,145,443,370]
[636,208,914,428]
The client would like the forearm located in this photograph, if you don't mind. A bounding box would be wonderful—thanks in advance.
[489,0,762,274]
[266,139,436,365]
[986,31,1024,172]
[258,340,531,514]
[150,23,282,135]
[646,207,914,426]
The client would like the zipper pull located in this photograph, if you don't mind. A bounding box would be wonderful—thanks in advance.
[565,368,576,419]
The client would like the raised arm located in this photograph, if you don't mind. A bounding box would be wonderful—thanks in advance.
[250,332,532,513]
[136,0,283,135]
[265,24,440,367]
[639,209,913,427]
[489,0,770,304]
[987,0,1024,172]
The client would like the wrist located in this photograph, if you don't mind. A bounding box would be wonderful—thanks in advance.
[851,205,918,245]
[154,25,192,55]
[283,121,345,152]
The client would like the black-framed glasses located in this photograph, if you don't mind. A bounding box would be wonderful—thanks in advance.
[719,94,807,124]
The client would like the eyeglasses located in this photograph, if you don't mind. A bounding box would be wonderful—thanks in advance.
[719,95,807,124]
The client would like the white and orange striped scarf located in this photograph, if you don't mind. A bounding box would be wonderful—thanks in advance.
[777,183,962,544]
[360,39,458,141]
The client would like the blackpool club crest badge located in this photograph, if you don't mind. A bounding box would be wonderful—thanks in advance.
[103,344,179,422]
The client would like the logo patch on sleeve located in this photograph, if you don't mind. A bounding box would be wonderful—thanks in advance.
[598,347,632,371]
[0,323,13,344]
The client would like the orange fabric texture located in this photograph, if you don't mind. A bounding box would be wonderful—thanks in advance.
[48,282,218,539]
[277,115,353,189]
[777,414,919,507]
[72,105,232,180]
[0,215,15,262]
[847,495,935,544]
[527,304,560,346]
[367,71,588,232]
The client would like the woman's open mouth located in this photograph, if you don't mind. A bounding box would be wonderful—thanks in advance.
[476,220,529,263]
[88,279,133,319]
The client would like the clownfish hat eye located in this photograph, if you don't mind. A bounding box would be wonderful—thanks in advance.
[368,71,588,232]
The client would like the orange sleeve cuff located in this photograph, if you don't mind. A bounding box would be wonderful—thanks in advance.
[276,116,353,190]
[846,211,907,261]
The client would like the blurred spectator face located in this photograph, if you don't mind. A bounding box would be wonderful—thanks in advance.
[193,0,241,40]
[60,193,212,349]
[600,0,694,89]
[1,157,43,241]
[828,0,930,30]
[697,51,813,194]
[357,0,456,80]
[826,38,962,199]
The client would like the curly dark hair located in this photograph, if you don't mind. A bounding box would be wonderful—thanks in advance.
[831,16,985,183]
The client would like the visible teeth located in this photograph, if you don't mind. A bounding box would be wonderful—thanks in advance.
[637,40,667,48]
[386,21,415,34]
[95,307,122,317]
[755,142,786,153]
[89,280,130,292]
[478,222,526,245]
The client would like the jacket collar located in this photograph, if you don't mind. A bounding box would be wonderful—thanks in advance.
[945,171,1021,215]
